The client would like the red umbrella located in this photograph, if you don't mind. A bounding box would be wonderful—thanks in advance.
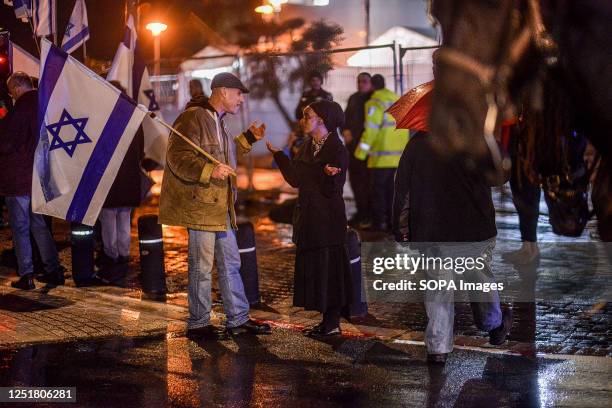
[387,80,434,132]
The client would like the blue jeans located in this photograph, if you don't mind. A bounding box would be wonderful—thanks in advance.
[5,196,60,277]
[187,218,250,329]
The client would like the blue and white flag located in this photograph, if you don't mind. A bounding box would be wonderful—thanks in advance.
[32,39,147,226]
[33,0,56,37]
[9,41,40,78]
[61,0,89,54]
[7,0,32,22]
[107,15,167,167]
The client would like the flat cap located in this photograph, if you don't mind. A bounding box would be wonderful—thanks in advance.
[210,72,249,93]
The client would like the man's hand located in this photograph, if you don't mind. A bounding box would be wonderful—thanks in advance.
[249,122,266,141]
[324,164,341,176]
[211,163,235,180]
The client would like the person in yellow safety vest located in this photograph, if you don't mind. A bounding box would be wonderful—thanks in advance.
[354,74,409,231]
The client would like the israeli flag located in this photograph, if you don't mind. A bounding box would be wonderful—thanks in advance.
[9,0,32,22]
[32,39,147,226]
[9,41,39,78]
[107,15,168,167]
[33,0,56,37]
[61,0,89,54]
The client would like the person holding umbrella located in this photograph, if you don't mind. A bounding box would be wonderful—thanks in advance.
[267,100,353,337]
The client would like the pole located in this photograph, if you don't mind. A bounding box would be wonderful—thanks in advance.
[27,16,41,56]
[399,47,407,95]
[237,56,254,192]
[52,0,57,46]
[399,46,404,95]
[153,35,161,99]
[148,112,237,177]
[392,41,398,94]
[364,0,370,45]
[82,0,88,63]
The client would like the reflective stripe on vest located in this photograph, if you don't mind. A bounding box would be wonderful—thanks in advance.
[369,150,404,156]
[382,116,397,128]
[359,142,371,152]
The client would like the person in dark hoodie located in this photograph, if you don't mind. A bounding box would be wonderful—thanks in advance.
[342,72,373,227]
[267,100,353,338]
[96,81,146,267]
[0,72,63,289]
[186,79,209,110]
[392,114,513,365]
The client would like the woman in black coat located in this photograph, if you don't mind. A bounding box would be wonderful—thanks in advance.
[267,100,353,337]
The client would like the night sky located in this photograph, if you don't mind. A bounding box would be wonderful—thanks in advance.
[0,0,230,66]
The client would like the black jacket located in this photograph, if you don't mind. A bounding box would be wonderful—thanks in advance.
[0,90,38,196]
[103,127,145,208]
[274,133,348,250]
[343,91,371,152]
[392,131,497,242]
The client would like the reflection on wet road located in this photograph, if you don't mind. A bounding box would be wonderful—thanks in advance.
[0,329,609,407]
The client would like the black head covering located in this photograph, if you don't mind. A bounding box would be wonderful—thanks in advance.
[308,99,345,134]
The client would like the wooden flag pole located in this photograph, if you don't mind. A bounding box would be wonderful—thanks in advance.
[148,112,237,177]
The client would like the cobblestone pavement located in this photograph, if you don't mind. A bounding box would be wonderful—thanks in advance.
[0,169,610,356]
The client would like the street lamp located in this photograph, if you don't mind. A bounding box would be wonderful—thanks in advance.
[255,1,288,21]
[146,22,167,98]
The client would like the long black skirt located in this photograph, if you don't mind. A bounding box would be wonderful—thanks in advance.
[293,245,354,313]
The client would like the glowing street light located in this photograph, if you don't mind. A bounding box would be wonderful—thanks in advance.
[146,22,168,100]
[145,22,167,37]
[254,4,274,14]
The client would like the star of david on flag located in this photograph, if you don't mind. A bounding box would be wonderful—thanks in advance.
[46,109,91,157]
[32,39,147,226]
[61,0,89,54]
[64,22,75,37]
[143,89,159,111]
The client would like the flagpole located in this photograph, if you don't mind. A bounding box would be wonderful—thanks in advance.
[147,112,237,177]
[82,0,88,63]
[27,16,41,56]
[52,0,57,46]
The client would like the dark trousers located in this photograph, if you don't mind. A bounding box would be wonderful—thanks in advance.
[348,156,371,220]
[509,159,541,242]
[370,168,396,227]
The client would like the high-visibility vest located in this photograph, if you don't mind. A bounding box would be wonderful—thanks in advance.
[354,88,409,168]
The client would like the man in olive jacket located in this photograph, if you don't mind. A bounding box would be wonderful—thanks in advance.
[159,73,270,339]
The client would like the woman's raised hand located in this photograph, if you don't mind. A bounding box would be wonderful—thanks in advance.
[324,164,341,176]
[266,140,281,154]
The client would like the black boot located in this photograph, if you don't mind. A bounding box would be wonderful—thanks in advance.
[11,274,35,290]
[226,319,272,336]
[489,308,513,345]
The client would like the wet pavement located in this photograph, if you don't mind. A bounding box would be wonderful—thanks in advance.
[0,169,610,407]
[0,169,610,357]
[1,329,611,407]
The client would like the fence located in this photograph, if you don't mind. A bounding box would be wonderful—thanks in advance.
[150,43,439,158]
